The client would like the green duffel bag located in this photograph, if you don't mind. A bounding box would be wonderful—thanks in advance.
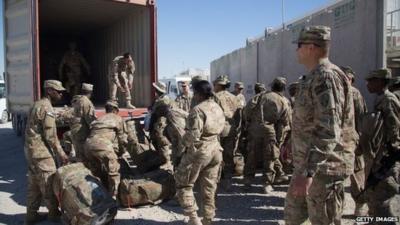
[53,163,118,225]
[119,169,176,207]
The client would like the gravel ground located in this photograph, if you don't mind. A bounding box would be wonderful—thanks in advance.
[0,122,357,225]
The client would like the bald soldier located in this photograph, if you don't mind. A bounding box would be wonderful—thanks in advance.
[84,101,128,199]
[284,26,357,225]
[175,81,192,112]
[24,80,69,224]
[70,83,96,161]
[231,81,246,108]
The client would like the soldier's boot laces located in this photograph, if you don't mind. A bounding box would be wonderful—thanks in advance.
[24,212,47,225]
[126,101,136,109]
[187,212,202,225]
[47,208,62,222]
[202,218,212,225]
[263,184,274,194]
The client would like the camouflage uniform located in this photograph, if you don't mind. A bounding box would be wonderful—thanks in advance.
[24,81,68,220]
[214,88,240,180]
[285,25,357,225]
[70,85,96,160]
[84,111,128,198]
[150,83,175,168]
[175,93,193,112]
[110,55,135,108]
[365,69,400,220]
[59,44,90,97]
[243,91,289,186]
[175,98,225,222]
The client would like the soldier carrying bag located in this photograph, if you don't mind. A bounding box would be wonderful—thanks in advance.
[119,169,176,207]
[53,163,118,225]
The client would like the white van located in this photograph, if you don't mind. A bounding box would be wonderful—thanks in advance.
[159,76,192,100]
[0,80,9,124]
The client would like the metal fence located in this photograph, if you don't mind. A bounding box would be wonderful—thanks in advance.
[387,0,400,49]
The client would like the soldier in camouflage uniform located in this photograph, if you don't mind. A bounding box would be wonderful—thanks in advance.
[24,80,69,224]
[365,68,400,220]
[232,81,246,108]
[341,66,369,216]
[84,101,128,199]
[59,42,90,97]
[175,80,225,225]
[284,26,357,225]
[288,82,299,107]
[243,83,290,193]
[175,81,192,112]
[149,81,175,169]
[110,52,136,109]
[213,75,241,190]
[70,83,96,161]
[389,76,400,100]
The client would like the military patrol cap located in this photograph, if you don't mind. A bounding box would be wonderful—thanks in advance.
[235,82,244,89]
[190,75,207,85]
[213,75,230,86]
[105,100,119,109]
[340,66,355,80]
[270,77,287,86]
[295,25,331,45]
[44,80,66,91]
[365,68,392,80]
[152,81,167,93]
[81,83,93,92]
[254,82,266,90]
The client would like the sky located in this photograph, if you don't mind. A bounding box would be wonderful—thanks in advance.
[0,0,335,80]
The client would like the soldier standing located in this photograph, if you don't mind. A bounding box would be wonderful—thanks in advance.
[24,80,69,224]
[213,75,240,190]
[287,82,299,107]
[232,81,246,108]
[341,66,369,216]
[69,83,96,161]
[84,101,128,199]
[149,81,175,169]
[175,80,225,225]
[284,26,357,225]
[59,42,90,97]
[175,81,192,112]
[364,68,400,220]
[389,76,400,100]
[110,52,136,109]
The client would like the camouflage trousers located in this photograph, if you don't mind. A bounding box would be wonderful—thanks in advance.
[175,148,222,220]
[367,162,400,223]
[284,173,346,225]
[350,155,366,204]
[110,72,133,102]
[151,117,173,168]
[85,150,120,198]
[26,157,59,215]
[65,72,82,97]
[221,135,237,179]
[243,135,284,184]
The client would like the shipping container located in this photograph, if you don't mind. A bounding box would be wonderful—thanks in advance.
[211,0,400,107]
[2,0,157,135]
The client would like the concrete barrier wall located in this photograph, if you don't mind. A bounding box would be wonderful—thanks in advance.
[211,0,382,107]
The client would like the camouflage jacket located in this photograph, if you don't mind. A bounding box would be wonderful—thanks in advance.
[86,113,128,156]
[181,99,225,154]
[214,90,240,137]
[374,89,400,150]
[70,95,96,140]
[175,93,192,112]
[150,94,175,131]
[243,92,264,134]
[113,56,135,76]
[393,90,400,101]
[59,50,90,76]
[292,59,358,176]
[352,86,367,134]
[24,97,67,160]
[232,92,246,108]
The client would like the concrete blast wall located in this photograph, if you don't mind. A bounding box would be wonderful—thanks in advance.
[211,0,383,107]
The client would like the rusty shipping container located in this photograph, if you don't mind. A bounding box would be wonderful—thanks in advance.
[2,0,158,135]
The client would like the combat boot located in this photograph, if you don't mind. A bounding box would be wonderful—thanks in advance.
[187,212,202,225]
[263,184,273,194]
[202,218,212,225]
[274,174,289,184]
[126,101,136,109]
[47,208,62,222]
[25,211,47,225]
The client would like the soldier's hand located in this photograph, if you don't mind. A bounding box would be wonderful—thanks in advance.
[290,175,313,197]
[60,154,69,165]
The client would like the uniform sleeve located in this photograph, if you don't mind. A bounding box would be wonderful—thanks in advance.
[276,101,290,147]
[83,101,96,126]
[181,108,204,148]
[41,106,67,159]
[78,53,90,73]
[382,99,400,149]
[306,73,341,173]
[117,118,128,154]
[128,57,135,75]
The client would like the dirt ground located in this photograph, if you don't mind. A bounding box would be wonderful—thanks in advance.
[0,122,357,225]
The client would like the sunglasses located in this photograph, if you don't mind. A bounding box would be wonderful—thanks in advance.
[297,42,321,49]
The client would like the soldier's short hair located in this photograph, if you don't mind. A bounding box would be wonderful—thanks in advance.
[123,52,131,58]
[193,80,213,99]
